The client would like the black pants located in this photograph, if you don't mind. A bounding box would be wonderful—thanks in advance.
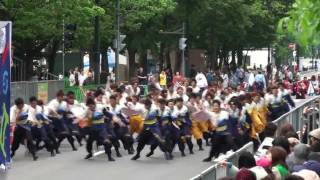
[135,129,168,155]
[208,133,234,159]
[86,129,112,156]
[11,126,36,157]
[32,126,54,152]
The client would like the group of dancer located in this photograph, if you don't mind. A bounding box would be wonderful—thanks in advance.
[9,78,295,162]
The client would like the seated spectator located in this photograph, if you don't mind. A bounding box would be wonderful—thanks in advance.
[272,136,291,154]
[267,146,289,179]
[286,143,311,172]
[293,160,320,176]
[236,168,256,180]
[292,169,320,180]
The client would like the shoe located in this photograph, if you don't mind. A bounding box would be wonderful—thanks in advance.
[51,151,56,157]
[72,147,78,151]
[56,149,61,154]
[108,157,115,161]
[181,152,186,157]
[33,156,39,161]
[199,147,204,151]
[116,152,122,157]
[131,154,140,160]
[203,157,212,162]
[84,153,93,159]
[128,149,134,155]
[190,150,194,154]
[169,153,174,160]
[146,151,154,157]
[164,152,171,160]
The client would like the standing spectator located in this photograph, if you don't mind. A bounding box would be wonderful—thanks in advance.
[308,75,319,95]
[137,67,147,85]
[195,71,208,93]
[74,67,80,86]
[206,70,214,84]
[189,64,197,78]
[69,69,76,87]
[159,70,167,89]
[165,67,173,85]
[222,71,229,89]
[79,70,87,87]
[267,146,289,179]
[255,71,266,91]
[172,71,184,87]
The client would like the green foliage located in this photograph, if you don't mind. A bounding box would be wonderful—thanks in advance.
[280,0,320,46]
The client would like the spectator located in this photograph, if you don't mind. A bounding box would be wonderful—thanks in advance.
[235,168,256,180]
[137,67,147,85]
[292,169,320,180]
[222,71,229,89]
[159,70,167,89]
[195,71,208,92]
[267,146,289,179]
[257,122,278,157]
[189,64,196,78]
[286,143,311,172]
[172,71,183,86]
[272,136,291,154]
[255,71,266,91]
[293,160,320,176]
[69,69,76,87]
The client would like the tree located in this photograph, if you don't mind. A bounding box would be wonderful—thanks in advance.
[0,0,104,80]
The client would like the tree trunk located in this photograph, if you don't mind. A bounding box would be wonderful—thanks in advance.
[231,50,236,71]
[47,40,60,76]
[237,48,243,67]
[128,48,136,80]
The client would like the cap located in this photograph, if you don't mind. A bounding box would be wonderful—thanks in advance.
[310,129,320,140]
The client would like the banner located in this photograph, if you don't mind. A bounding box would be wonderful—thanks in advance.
[37,82,48,104]
[0,22,11,169]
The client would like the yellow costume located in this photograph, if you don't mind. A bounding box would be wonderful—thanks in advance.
[191,120,210,140]
[247,103,265,139]
[129,114,144,134]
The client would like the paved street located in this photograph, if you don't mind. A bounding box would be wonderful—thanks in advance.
[5,97,315,180]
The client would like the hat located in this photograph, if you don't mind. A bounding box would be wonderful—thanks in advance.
[293,169,320,180]
[310,129,320,140]
[293,160,320,175]
[236,168,256,180]
[256,157,271,168]
[250,166,268,180]
[294,144,310,163]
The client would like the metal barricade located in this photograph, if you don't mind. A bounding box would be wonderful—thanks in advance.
[190,142,254,180]
[272,96,320,137]
[191,96,320,180]
[10,80,64,105]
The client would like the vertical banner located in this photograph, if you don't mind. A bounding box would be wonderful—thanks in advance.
[83,53,90,75]
[0,22,11,169]
[37,82,48,104]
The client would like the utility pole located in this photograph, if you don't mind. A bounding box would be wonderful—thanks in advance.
[160,22,187,76]
[181,22,186,76]
[94,0,101,84]
[115,0,120,83]
[62,19,65,79]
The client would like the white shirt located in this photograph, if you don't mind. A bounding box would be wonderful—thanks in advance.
[10,104,30,123]
[195,73,208,88]
[46,99,67,115]
[172,105,189,118]
[28,105,42,122]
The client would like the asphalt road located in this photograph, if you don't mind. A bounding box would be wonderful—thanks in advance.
[4,96,316,180]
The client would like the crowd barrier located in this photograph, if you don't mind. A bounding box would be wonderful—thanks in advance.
[190,142,254,180]
[11,80,64,105]
[190,96,320,180]
[273,96,320,138]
